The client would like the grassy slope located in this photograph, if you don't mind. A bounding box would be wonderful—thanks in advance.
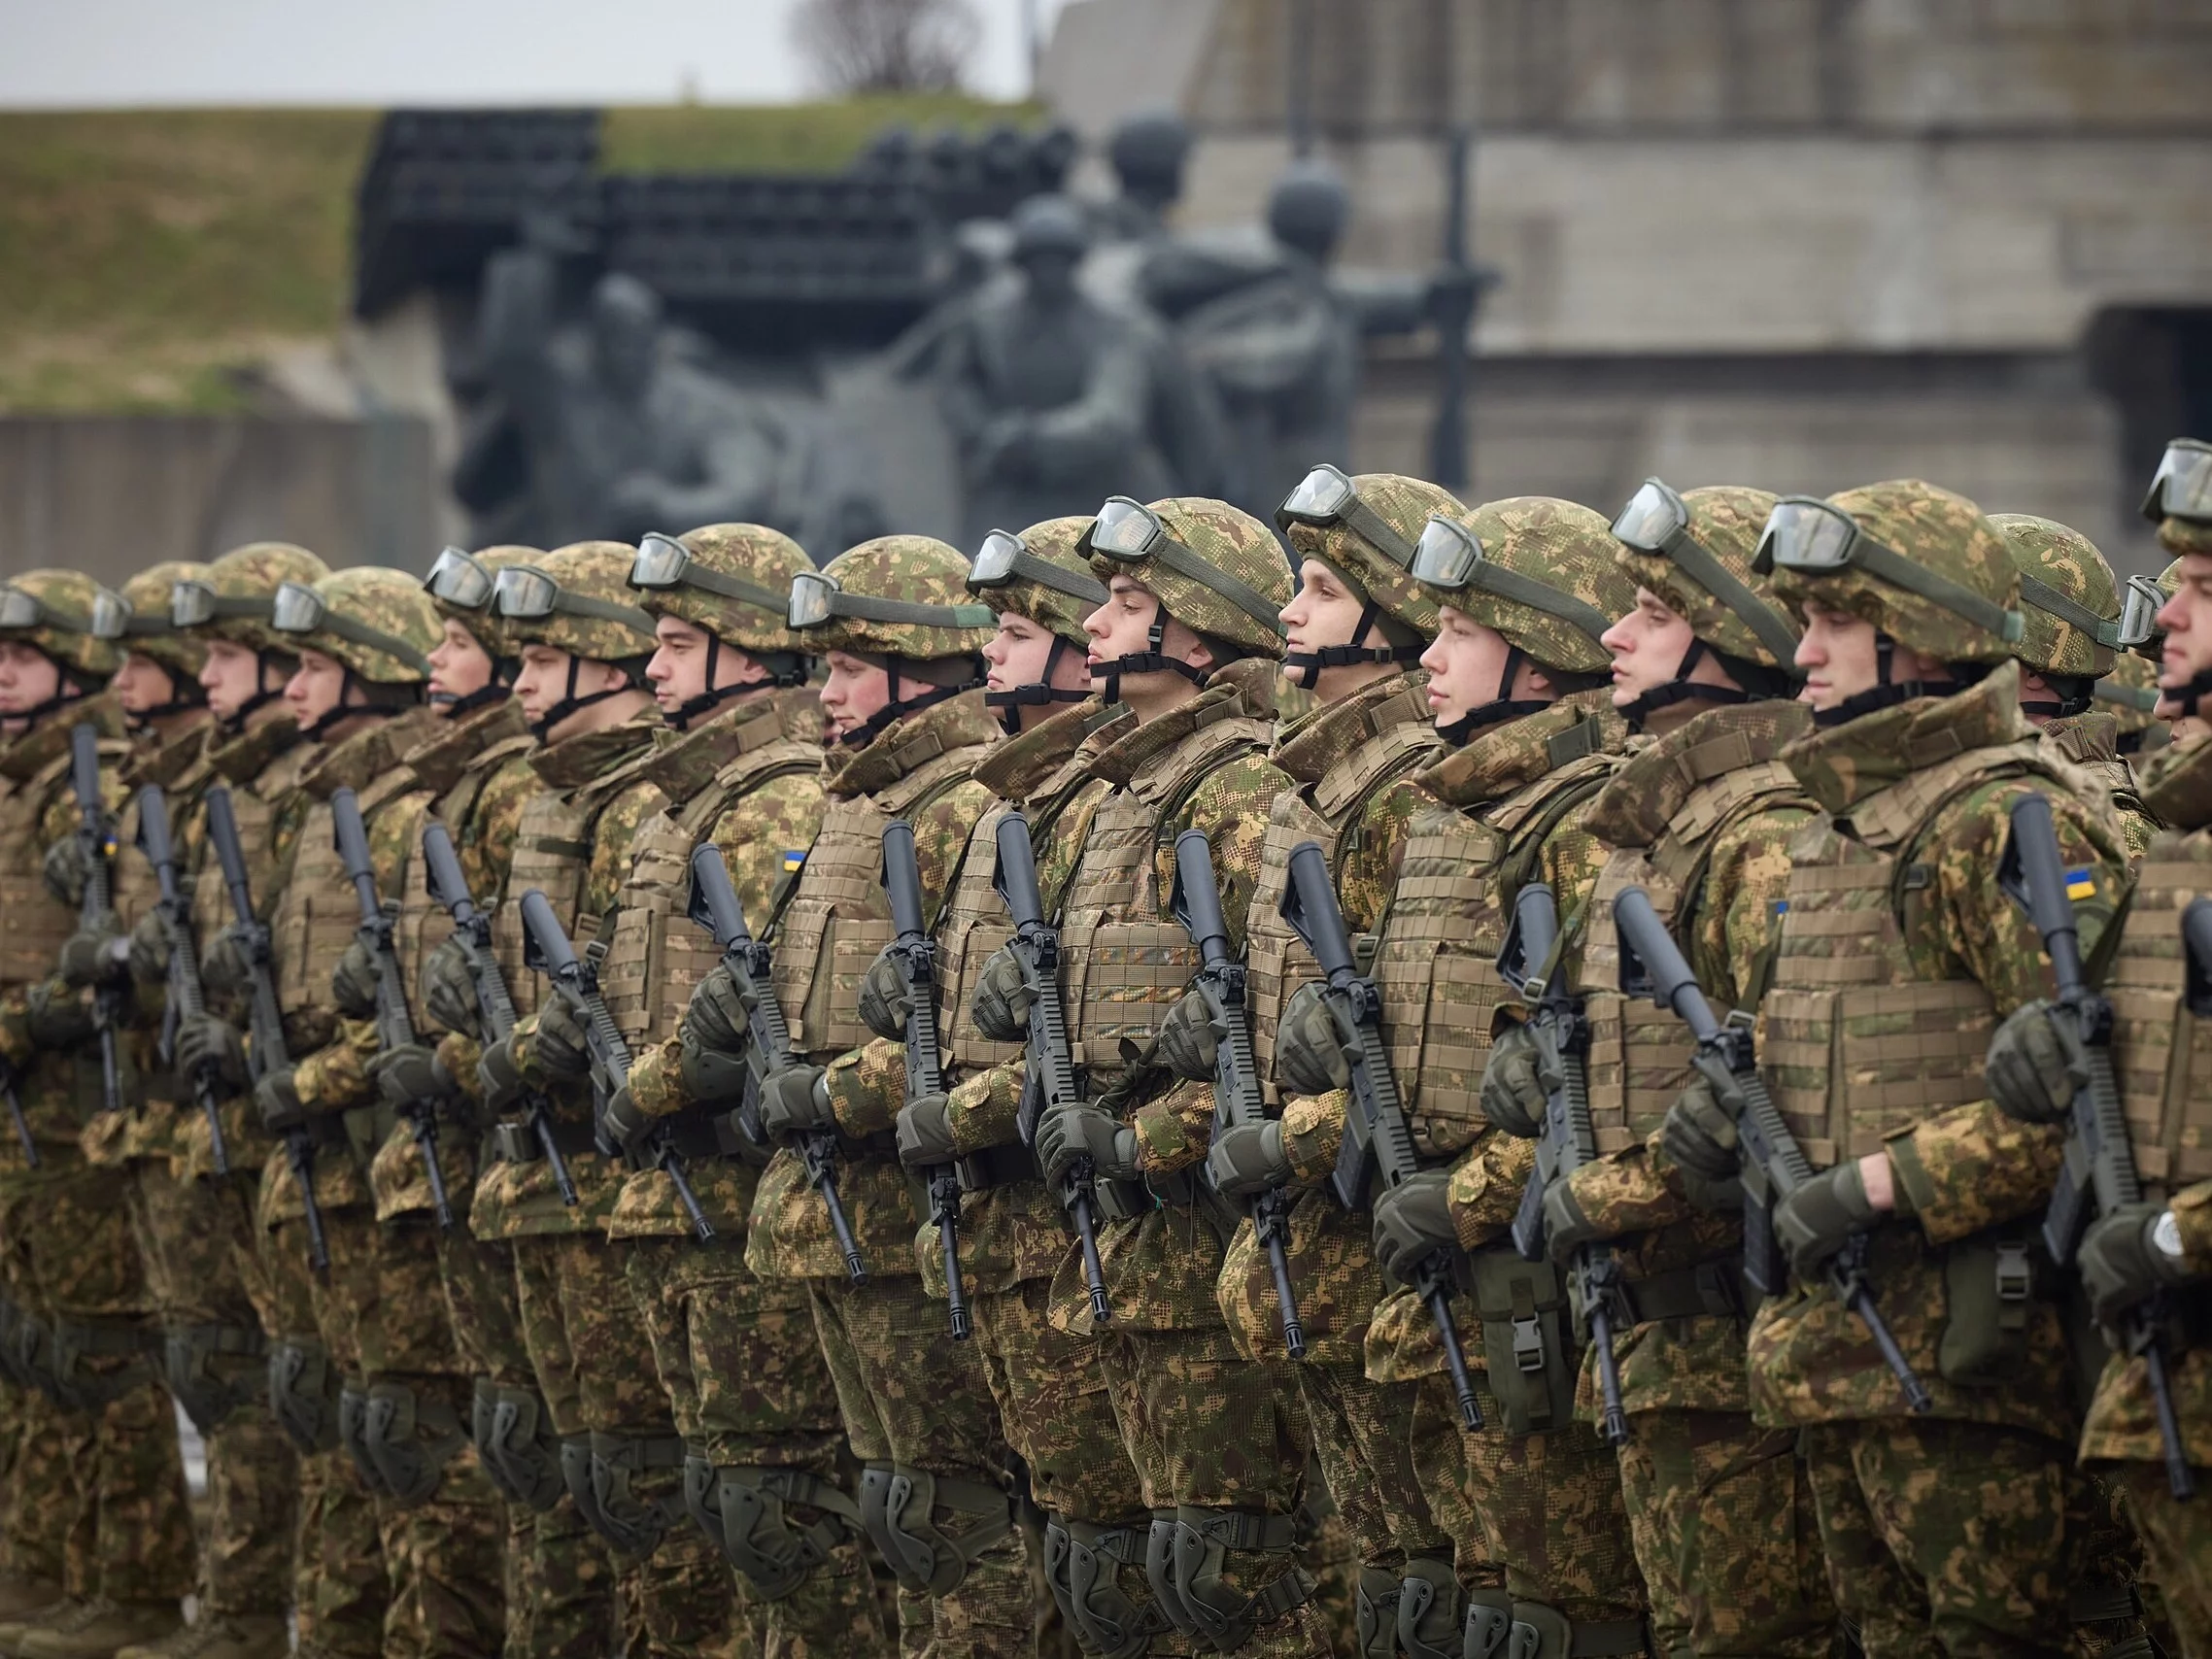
[0,95,1030,413]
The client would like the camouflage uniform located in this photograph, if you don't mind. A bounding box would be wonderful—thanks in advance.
[1749,482,2130,1659]
[0,570,195,1659]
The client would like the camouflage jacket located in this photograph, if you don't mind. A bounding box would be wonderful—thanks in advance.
[2040,710,2160,865]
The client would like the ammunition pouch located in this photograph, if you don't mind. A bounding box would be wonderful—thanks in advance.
[1462,1586,1514,1659]
[857,1460,1014,1596]
[1089,1175,1156,1224]
[952,1144,1034,1195]
[682,1454,863,1601]
[1167,1504,1316,1649]
[490,1118,597,1167]
[473,1379,564,1511]
[0,1297,49,1392]
[364,1382,467,1508]
[160,1322,267,1434]
[1394,1558,1467,1659]
[267,1338,340,1453]
[337,1379,378,1489]
[1937,1229,2043,1388]
[44,1319,157,1413]
[1041,1515,1172,1659]
[588,1431,690,1557]
[1144,1511,1202,1637]
[1505,1601,1648,1659]
[1467,1246,1579,1437]
[1614,1256,1745,1328]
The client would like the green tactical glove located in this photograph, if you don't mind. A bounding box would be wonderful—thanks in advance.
[1035,1103,1140,1187]
[1662,1065,1744,1181]
[970,944,1033,1045]
[371,1042,456,1113]
[682,965,752,1059]
[1205,1119,1287,1198]
[41,835,93,909]
[477,1031,527,1116]
[1371,1168,1459,1288]
[1773,1159,1880,1279]
[23,983,99,1052]
[759,1064,833,1136]
[57,913,126,989]
[2079,1202,2199,1329]
[677,1030,751,1106]
[330,931,382,1020]
[532,996,592,1082]
[127,910,172,989]
[1540,1174,1605,1264]
[896,1092,958,1169]
[1275,981,1351,1098]
[1984,999,2088,1126]
[857,949,912,1045]
[422,935,483,1040]
[1154,987,1225,1085]
[201,931,251,1002]
[255,1066,306,1134]
[602,1085,653,1159]
[175,1014,248,1094]
[1479,1022,1548,1138]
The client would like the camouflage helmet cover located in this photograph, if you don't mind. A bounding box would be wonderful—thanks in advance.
[2095,649,2162,736]
[111,559,212,679]
[275,566,438,685]
[1988,513,2120,678]
[1612,485,1796,671]
[970,516,1106,647]
[499,541,659,663]
[187,542,332,654]
[1423,497,1636,675]
[1766,479,2022,665]
[428,544,539,658]
[632,523,814,660]
[1281,472,1465,640]
[1083,496,1292,660]
[0,568,120,682]
[796,534,995,662]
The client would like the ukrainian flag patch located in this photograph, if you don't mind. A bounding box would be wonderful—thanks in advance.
[783,850,806,874]
[2065,867,2095,901]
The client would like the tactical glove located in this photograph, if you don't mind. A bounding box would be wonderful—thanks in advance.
[57,914,125,989]
[970,944,1033,1044]
[41,834,93,909]
[896,1092,959,1169]
[477,1031,527,1116]
[127,910,172,989]
[677,1030,751,1106]
[2079,1202,2198,1329]
[759,1064,833,1137]
[331,931,383,1020]
[255,1066,306,1134]
[1540,1174,1605,1264]
[682,965,752,1060]
[1274,982,1351,1098]
[1205,1119,1287,1198]
[1154,987,1225,1085]
[23,983,98,1052]
[175,1013,249,1094]
[532,996,593,1082]
[422,935,483,1040]
[602,1085,654,1160]
[1478,1023,1548,1138]
[1984,999,2088,1126]
[1035,1103,1140,1187]
[1371,1168,1459,1288]
[1661,1066,1743,1182]
[371,1042,456,1114]
[1773,1159,1880,1279]
[857,949,912,1045]
[201,931,252,1002]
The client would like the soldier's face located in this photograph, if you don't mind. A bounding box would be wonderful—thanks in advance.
[984,612,1084,716]
[427,619,495,711]
[1602,587,1740,725]
[647,615,764,714]
[1421,607,1540,731]
[2156,553,2212,711]
[820,649,894,738]
[1280,559,1390,698]
[1084,577,1212,710]
[286,647,357,730]
[514,644,626,732]
[1794,602,1882,711]
[112,652,180,717]
[0,643,60,722]
[200,638,268,723]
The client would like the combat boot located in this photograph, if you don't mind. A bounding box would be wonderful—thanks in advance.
[0,1582,62,1627]
[0,1599,87,1658]
[114,1613,289,1659]
[15,1597,181,1659]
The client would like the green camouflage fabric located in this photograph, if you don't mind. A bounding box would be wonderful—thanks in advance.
[1417,498,1632,673]
[2109,1462,2212,1659]
[272,565,439,686]
[185,541,331,656]
[0,568,121,681]
[2095,653,2164,740]
[1081,496,1293,659]
[1768,479,2022,665]
[2159,515,2212,559]
[633,522,815,659]
[1613,486,1792,670]
[293,1443,396,1658]
[1280,473,1466,640]
[113,559,213,681]
[500,541,658,663]
[2037,711,2161,863]
[967,515,1109,646]
[1991,513,2121,678]
[793,534,996,662]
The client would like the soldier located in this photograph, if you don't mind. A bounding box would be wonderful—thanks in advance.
[0,568,196,1659]
[1706,481,2127,1658]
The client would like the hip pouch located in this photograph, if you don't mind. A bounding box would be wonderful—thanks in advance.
[1467,1245,1578,1437]
[1937,1228,2042,1388]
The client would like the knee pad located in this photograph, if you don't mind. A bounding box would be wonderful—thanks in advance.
[1169,1505,1315,1650]
[363,1382,465,1509]
[693,1460,863,1602]
[586,1431,688,1558]
[0,1297,49,1393]
[161,1323,265,1435]
[560,1433,615,1540]
[1390,1558,1465,1659]
[1354,1566,1402,1659]
[1507,1602,1647,1659]
[478,1382,564,1512]
[1461,1588,1513,1659]
[337,1379,380,1492]
[1054,1516,1170,1659]
[1144,1510,1201,1638]
[856,1461,1013,1596]
[267,1339,338,1454]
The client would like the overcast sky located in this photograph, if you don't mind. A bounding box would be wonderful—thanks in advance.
[2,0,1072,107]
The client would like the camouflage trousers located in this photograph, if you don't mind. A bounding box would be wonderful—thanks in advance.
[0,1374,65,1591]
[1612,1410,1833,1659]
[1799,1419,2073,1659]
[808,1271,1034,1659]
[2109,1460,2212,1659]
[625,1236,886,1658]
[513,1230,735,1659]
[125,1160,295,1617]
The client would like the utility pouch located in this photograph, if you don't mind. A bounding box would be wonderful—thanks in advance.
[1937,1229,2039,1388]
[1467,1245,1577,1437]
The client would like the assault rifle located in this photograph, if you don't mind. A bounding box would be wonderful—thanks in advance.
[2003,795,2191,1498]
[994,812,1109,1323]
[881,821,969,1338]
[1282,839,1482,1427]
[1612,883,1933,1415]
[1174,830,1305,1359]
[206,785,328,1275]
[519,887,713,1244]
[1497,884,1629,1446]
[331,788,452,1232]
[420,822,575,1207]
[686,846,863,1280]
[137,785,227,1176]
[69,723,123,1114]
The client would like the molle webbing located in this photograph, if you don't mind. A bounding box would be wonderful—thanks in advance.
[0,751,84,990]
[2105,834,2212,1200]
[938,799,1025,1073]
[493,763,640,1022]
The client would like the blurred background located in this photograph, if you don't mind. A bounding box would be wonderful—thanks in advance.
[4,0,2210,586]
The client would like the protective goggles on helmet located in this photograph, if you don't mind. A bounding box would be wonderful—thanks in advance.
[1753,498,2025,644]
[2119,574,2167,652]
[1611,478,1801,665]
[493,565,656,634]
[786,568,995,634]
[2141,439,2212,525]
[1410,515,1614,643]
[169,580,267,628]
[1275,464,1421,569]
[270,581,431,673]
[968,529,1109,606]
[1077,496,1286,639]
[88,589,137,641]
[424,547,495,611]
[0,587,89,633]
[2017,574,2126,650]
[629,532,793,619]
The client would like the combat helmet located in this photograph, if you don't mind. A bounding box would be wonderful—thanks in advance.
[967,515,1109,731]
[423,544,535,716]
[2143,437,2212,559]
[172,542,331,727]
[1079,495,1292,705]
[90,559,212,718]
[1411,495,1637,740]
[629,523,815,728]
[1607,480,1797,726]
[493,541,660,739]
[788,534,995,747]
[1275,466,1464,687]
[0,568,120,724]
[1989,514,2124,719]
[269,565,436,739]
[2094,652,2164,753]
[1755,479,2024,726]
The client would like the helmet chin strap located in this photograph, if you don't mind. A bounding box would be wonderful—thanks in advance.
[836,658,984,748]
[10,677,95,730]
[2161,667,2212,721]
[126,677,207,730]
[1436,644,1553,745]
[1096,600,1208,708]
[431,657,515,721]
[1618,637,1760,732]
[1281,599,1422,690]
[664,636,809,732]
[528,655,642,742]
[1812,633,1962,728]
[221,652,291,734]
[985,634,1089,734]
[2018,672,2097,723]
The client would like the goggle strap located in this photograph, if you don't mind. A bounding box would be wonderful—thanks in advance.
[1138,537,1287,639]
[801,592,996,630]
[276,608,431,676]
[639,559,792,621]
[1845,540,2025,645]
[1459,561,1613,651]
[1655,533,1802,667]
[2018,574,2125,649]
[972,548,1109,606]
